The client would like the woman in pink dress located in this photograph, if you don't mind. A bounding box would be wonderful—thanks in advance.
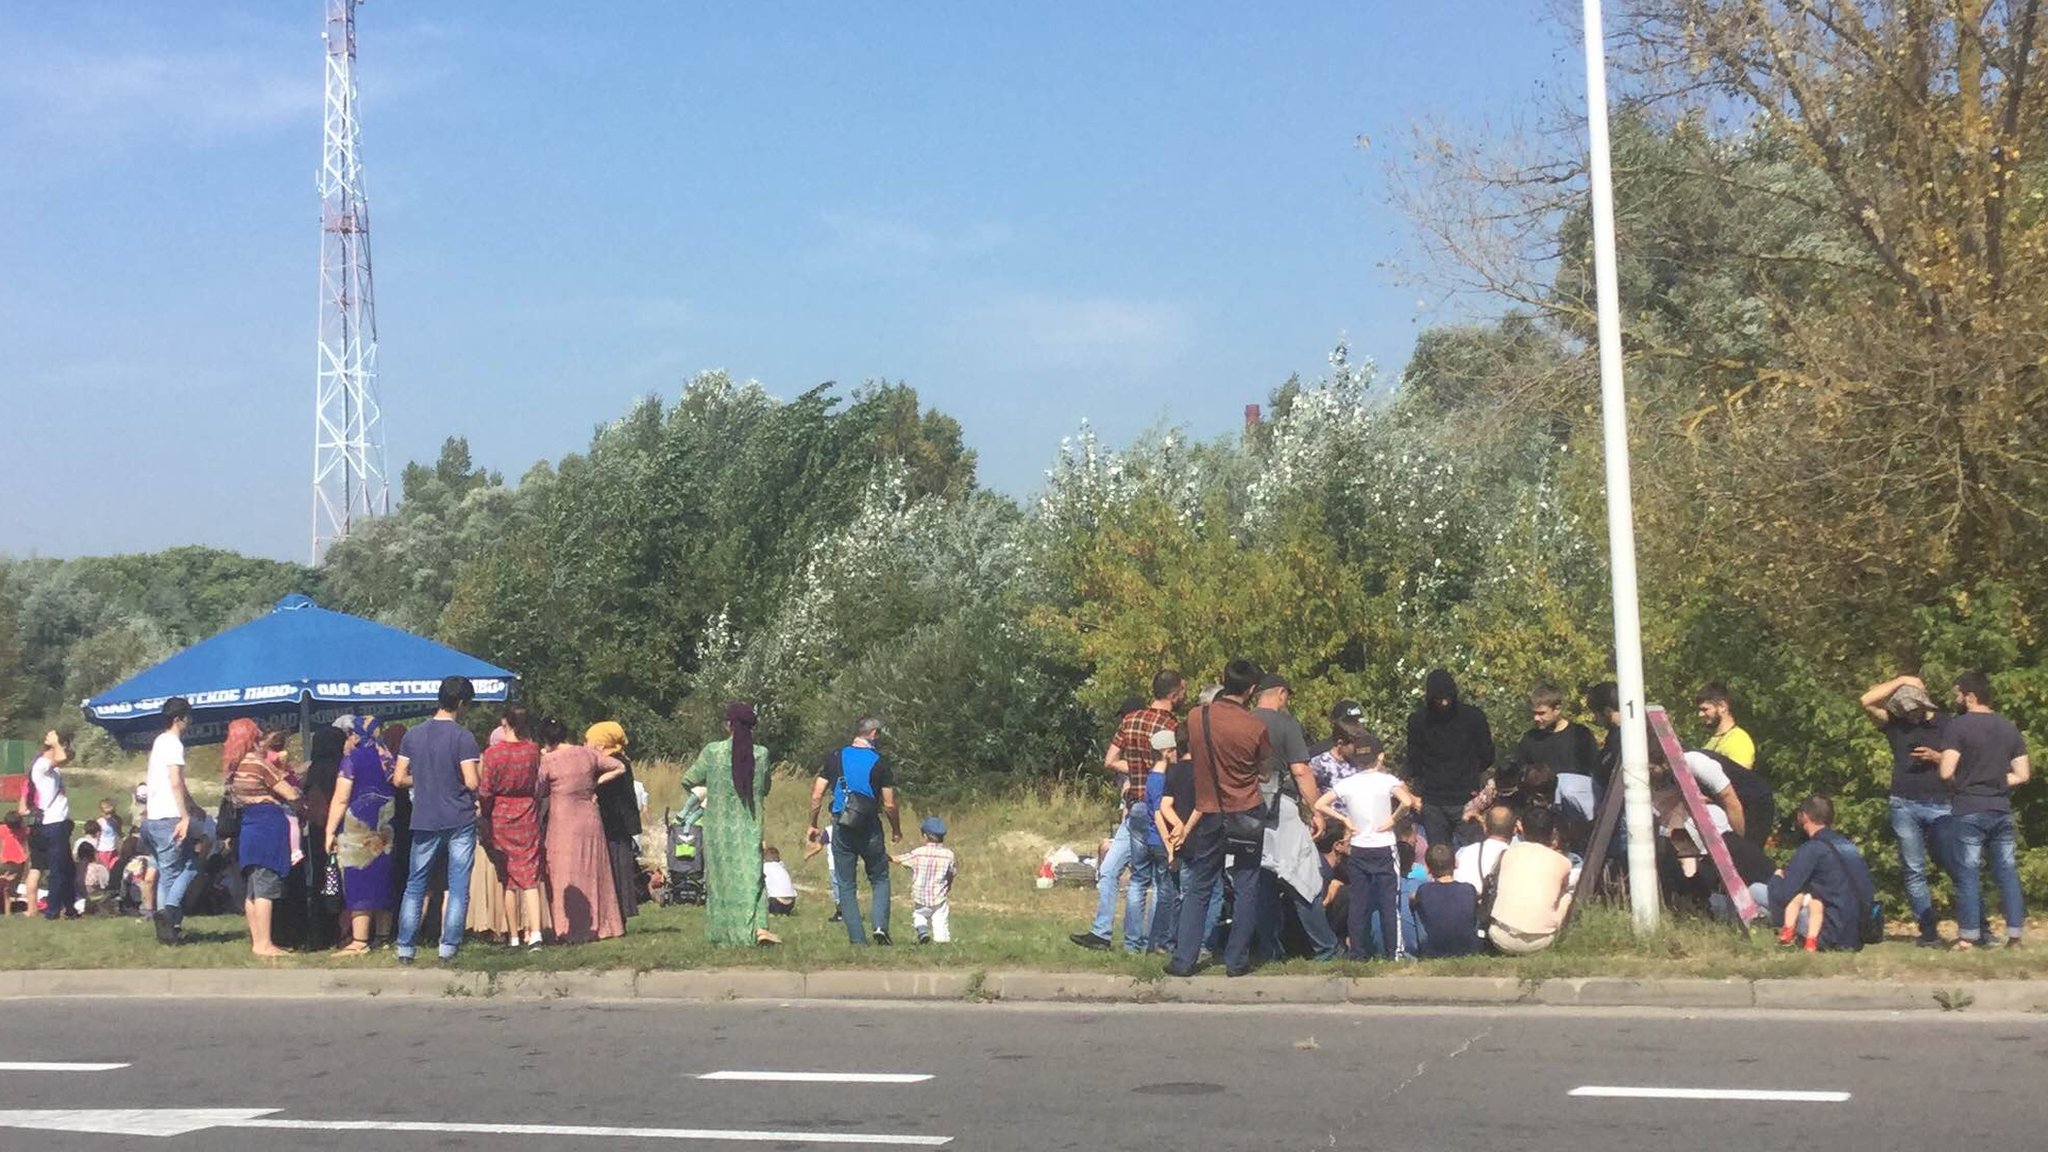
[538,717,626,942]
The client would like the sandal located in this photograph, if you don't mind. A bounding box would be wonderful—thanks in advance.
[755,931,783,947]
[337,942,371,956]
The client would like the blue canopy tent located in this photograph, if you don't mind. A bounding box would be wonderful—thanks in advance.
[83,595,516,750]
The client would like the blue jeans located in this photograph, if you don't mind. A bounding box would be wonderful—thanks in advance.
[832,823,891,944]
[1169,814,1262,974]
[1255,870,1341,961]
[397,823,477,960]
[1396,872,1428,959]
[1344,847,1401,960]
[1888,796,1953,941]
[1124,840,1166,952]
[1952,810,2025,944]
[1148,851,1183,953]
[142,816,198,924]
[1090,822,1134,940]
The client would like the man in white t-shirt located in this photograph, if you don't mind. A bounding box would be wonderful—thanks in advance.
[139,697,196,944]
[1454,805,1517,897]
[1313,733,1417,961]
[29,730,77,920]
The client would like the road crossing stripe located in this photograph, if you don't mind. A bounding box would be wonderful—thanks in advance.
[1571,1086,1850,1103]
[699,1071,934,1084]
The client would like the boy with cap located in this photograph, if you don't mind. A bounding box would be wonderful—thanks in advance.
[895,817,957,944]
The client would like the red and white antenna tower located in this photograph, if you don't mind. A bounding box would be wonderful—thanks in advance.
[312,0,386,562]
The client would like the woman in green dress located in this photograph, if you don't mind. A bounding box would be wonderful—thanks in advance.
[679,701,778,947]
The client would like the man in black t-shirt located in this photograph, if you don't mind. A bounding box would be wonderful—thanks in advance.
[1938,672,2032,950]
[1511,683,1602,825]
[1859,674,1952,945]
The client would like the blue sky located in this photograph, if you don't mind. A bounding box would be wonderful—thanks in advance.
[0,3,1575,561]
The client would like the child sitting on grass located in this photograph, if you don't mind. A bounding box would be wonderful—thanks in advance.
[1411,842,1479,958]
[894,817,956,944]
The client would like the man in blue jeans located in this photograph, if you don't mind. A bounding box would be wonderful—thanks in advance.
[1938,671,2031,951]
[1166,659,1272,978]
[1861,675,1953,946]
[808,717,903,945]
[393,676,482,964]
[139,697,196,944]
[1073,675,1183,952]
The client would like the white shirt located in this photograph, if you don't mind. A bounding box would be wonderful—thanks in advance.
[763,860,796,901]
[29,756,68,825]
[1681,750,1732,795]
[144,730,186,821]
[1331,771,1401,850]
[1454,838,1511,894]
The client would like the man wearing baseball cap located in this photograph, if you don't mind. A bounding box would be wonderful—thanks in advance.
[1859,674,1952,946]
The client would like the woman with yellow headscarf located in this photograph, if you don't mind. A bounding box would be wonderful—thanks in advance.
[586,721,643,922]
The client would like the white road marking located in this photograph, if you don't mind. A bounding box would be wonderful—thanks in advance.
[1571,1086,1851,1103]
[0,1109,950,1145]
[0,1062,129,1072]
[699,1071,934,1084]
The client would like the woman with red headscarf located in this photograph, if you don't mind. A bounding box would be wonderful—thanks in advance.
[224,722,300,956]
[680,702,776,947]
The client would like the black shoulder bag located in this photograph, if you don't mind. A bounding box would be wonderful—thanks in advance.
[1203,707,1264,853]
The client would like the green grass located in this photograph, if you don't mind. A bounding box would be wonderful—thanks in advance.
[13,761,2045,982]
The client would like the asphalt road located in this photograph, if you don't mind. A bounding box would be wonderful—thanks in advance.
[1,998,2043,1150]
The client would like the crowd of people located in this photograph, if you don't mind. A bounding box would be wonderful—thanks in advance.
[4,678,964,959]
[8,663,2027,970]
[1066,662,2032,975]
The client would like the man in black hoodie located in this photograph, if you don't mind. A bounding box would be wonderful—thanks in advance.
[1405,669,1496,850]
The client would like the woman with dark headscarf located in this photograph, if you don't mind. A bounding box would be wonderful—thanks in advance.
[679,702,776,946]
[323,715,398,954]
[586,721,643,922]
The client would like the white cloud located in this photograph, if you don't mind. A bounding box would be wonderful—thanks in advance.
[0,46,317,147]
[956,291,1191,369]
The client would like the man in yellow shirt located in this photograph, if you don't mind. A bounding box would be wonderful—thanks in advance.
[1695,683,1757,769]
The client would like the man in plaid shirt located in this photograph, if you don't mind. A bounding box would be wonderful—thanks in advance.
[895,817,957,944]
[1071,670,1185,951]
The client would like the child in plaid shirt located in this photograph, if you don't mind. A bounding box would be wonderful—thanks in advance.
[895,817,957,944]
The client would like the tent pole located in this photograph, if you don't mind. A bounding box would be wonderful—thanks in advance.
[299,695,311,756]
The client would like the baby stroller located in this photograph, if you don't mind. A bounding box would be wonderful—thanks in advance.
[659,803,707,907]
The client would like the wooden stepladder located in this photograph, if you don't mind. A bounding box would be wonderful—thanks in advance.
[1563,704,1759,935]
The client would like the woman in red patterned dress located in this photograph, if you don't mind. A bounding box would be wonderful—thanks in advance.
[478,704,545,949]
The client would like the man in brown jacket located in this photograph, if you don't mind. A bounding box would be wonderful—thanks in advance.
[1165,658,1273,978]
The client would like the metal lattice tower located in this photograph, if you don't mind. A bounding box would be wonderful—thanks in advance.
[312,0,386,562]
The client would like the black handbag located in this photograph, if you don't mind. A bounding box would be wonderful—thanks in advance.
[1203,706,1265,851]
[214,796,242,843]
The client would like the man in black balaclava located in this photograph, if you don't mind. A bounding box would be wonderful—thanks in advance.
[1405,669,1496,850]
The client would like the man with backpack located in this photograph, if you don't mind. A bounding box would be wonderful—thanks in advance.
[808,717,903,946]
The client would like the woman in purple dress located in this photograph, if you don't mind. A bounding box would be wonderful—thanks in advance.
[322,715,398,954]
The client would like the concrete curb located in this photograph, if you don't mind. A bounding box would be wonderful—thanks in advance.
[0,969,2040,1012]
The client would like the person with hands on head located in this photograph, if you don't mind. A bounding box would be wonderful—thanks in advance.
[808,716,902,946]
[1859,674,1952,946]
[27,728,77,920]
